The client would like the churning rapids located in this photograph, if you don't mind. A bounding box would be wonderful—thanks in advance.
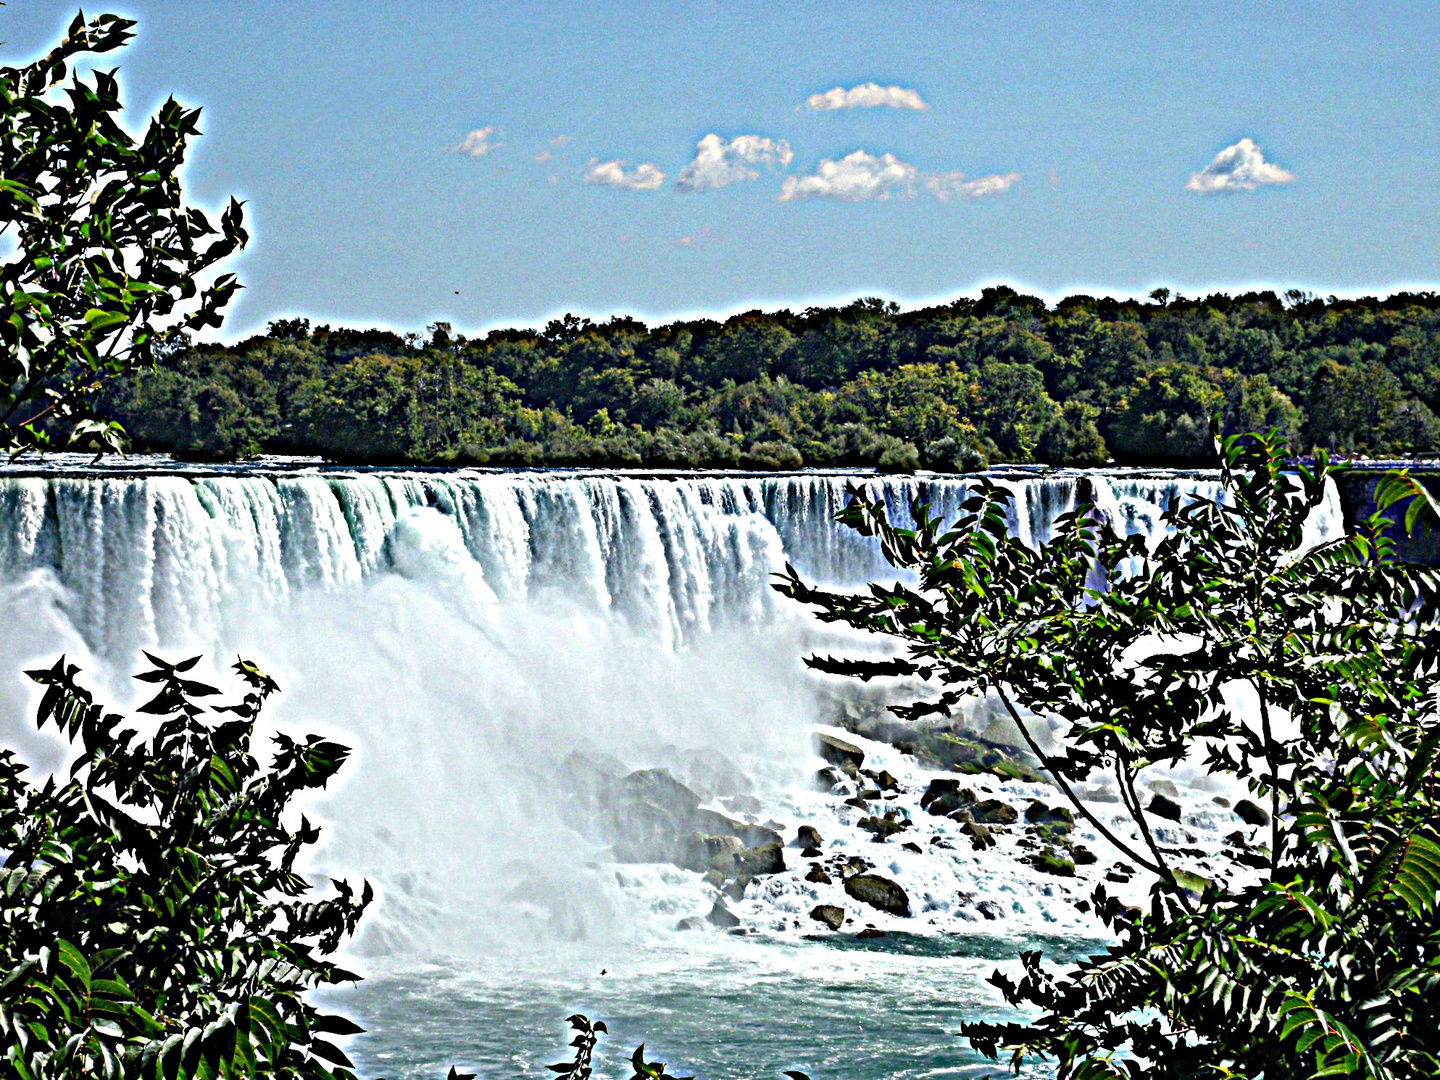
[0,459,1346,1080]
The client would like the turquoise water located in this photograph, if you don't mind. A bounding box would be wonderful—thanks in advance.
[328,932,1100,1080]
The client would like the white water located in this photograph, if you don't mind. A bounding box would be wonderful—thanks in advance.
[0,459,1346,1078]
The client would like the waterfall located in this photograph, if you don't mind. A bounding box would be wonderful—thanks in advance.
[0,462,1348,951]
[0,465,1346,660]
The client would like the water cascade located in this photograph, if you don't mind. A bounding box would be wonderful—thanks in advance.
[0,462,1349,1076]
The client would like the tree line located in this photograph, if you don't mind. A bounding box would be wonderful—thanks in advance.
[102,287,1440,469]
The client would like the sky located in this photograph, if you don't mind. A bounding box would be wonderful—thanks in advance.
[4,1,1438,339]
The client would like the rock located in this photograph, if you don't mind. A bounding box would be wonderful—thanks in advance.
[703,868,725,888]
[1212,795,1232,808]
[856,927,886,939]
[723,876,748,902]
[1148,794,1183,822]
[1105,871,1131,884]
[874,769,899,791]
[794,825,823,849]
[858,816,906,841]
[814,766,845,792]
[844,873,911,917]
[801,846,822,858]
[675,916,705,931]
[962,821,995,850]
[926,789,977,818]
[1030,848,1076,877]
[844,796,869,809]
[859,788,882,800]
[809,904,845,931]
[1234,799,1270,827]
[722,793,763,815]
[707,900,740,928]
[694,808,780,850]
[1024,801,1074,827]
[1072,845,1098,865]
[605,768,703,863]
[680,834,744,873]
[732,841,785,877]
[805,863,832,884]
[901,842,922,853]
[971,799,1018,825]
[1148,779,1180,798]
[975,899,1004,921]
[921,777,963,809]
[815,733,865,771]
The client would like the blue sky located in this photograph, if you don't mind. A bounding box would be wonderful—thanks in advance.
[5,1,1437,338]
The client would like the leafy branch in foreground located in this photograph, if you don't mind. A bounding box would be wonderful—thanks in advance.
[0,654,369,1079]
[1,10,247,457]
[776,428,1440,1078]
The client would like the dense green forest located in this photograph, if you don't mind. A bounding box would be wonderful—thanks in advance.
[102,287,1440,469]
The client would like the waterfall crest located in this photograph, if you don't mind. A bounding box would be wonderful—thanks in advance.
[0,466,1346,659]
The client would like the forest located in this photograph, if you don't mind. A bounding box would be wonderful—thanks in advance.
[102,287,1440,469]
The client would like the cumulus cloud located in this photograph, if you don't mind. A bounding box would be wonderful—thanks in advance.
[1186,138,1295,194]
[778,149,1020,203]
[675,134,793,193]
[582,159,667,190]
[778,150,915,201]
[923,170,1022,201]
[802,82,928,112]
[453,126,498,157]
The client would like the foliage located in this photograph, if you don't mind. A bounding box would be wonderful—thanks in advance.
[1,12,246,458]
[548,1015,694,1080]
[100,288,1440,468]
[775,428,1440,1077]
[0,654,372,1079]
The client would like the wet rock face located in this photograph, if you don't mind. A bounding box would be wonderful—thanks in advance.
[794,825,823,849]
[1148,793,1183,822]
[815,733,865,772]
[810,904,845,931]
[858,815,907,841]
[1024,801,1074,827]
[680,834,744,873]
[970,799,1019,825]
[844,873,911,917]
[732,841,785,877]
[1234,798,1270,827]
[707,900,740,928]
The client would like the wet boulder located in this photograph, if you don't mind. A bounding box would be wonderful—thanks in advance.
[1029,848,1076,877]
[815,733,865,772]
[680,834,744,874]
[805,863,832,884]
[1148,779,1180,798]
[1234,799,1270,827]
[1148,794,1183,822]
[858,815,907,841]
[971,799,1018,825]
[707,900,740,928]
[962,821,995,850]
[1024,801,1074,827]
[794,825,824,849]
[732,841,785,877]
[810,904,846,931]
[926,788,977,818]
[844,873,911,917]
[605,768,704,863]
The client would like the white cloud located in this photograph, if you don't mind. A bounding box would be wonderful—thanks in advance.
[1186,138,1295,194]
[923,170,1022,201]
[676,134,793,193]
[802,82,928,112]
[453,126,498,157]
[779,150,1021,203]
[582,159,667,190]
[534,150,553,164]
[778,150,916,201]
[550,134,573,147]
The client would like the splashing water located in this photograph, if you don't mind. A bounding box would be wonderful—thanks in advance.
[0,459,1346,1078]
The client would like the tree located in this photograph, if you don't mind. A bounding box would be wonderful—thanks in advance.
[1,12,246,457]
[0,655,373,1079]
[777,429,1440,1077]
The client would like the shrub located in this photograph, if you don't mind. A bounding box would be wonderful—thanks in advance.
[777,429,1440,1076]
[0,655,371,1079]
